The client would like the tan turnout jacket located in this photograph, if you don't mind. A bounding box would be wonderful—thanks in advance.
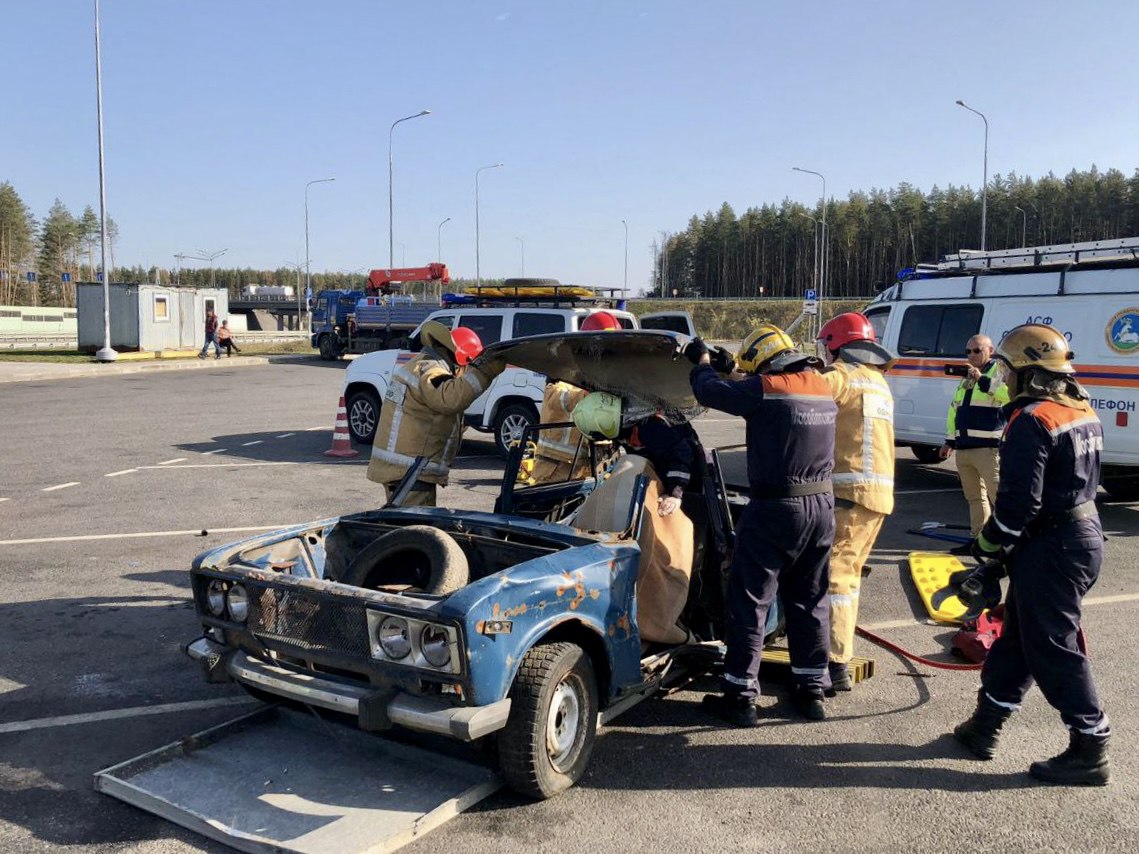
[536,381,589,464]
[820,360,896,515]
[366,349,494,486]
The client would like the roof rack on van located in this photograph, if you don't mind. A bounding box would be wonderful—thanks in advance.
[442,283,623,308]
[937,237,1139,272]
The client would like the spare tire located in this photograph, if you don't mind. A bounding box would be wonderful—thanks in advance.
[340,526,469,595]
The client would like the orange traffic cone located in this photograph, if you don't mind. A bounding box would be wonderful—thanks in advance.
[324,395,360,458]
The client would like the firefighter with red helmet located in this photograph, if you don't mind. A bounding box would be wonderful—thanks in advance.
[367,321,505,505]
[815,312,897,693]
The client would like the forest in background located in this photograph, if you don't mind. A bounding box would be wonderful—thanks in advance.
[4,165,1138,307]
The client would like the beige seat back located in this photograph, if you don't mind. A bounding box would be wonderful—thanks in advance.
[574,454,654,534]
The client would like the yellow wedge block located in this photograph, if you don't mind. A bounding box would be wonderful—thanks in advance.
[908,551,970,624]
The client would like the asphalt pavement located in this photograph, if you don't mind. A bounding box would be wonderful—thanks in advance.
[1,360,1137,853]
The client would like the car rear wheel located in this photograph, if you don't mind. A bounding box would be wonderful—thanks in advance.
[498,642,598,800]
[1102,476,1139,501]
[493,402,538,457]
[911,444,943,464]
[319,334,342,361]
[346,389,381,445]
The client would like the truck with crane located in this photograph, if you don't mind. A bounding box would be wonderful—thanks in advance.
[310,263,450,360]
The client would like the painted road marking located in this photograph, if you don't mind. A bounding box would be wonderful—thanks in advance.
[0,525,284,546]
[157,457,186,465]
[132,460,366,470]
[104,469,138,477]
[241,440,263,446]
[202,448,226,455]
[275,433,296,439]
[306,426,326,431]
[42,482,80,492]
[0,497,9,502]
[0,696,257,735]
[860,593,1139,633]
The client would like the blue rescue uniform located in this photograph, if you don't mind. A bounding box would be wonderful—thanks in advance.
[691,363,837,696]
[979,398,1108,733]
[626,415,697,498]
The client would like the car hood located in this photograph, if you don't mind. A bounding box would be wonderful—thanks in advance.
[482,330,699,415]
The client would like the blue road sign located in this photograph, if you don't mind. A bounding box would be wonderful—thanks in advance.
[62,272,72,283]
[26,271,36,283]
[805,289,817,301]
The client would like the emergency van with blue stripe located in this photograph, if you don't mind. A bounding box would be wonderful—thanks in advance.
[865,236,1139,499]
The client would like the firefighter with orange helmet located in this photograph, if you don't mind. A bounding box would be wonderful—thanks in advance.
[367,321,506,505]
[815,312,897,693]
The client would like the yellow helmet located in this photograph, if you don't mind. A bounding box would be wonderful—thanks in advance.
[572,391,623,439]
[995,324,1075,375]
[737,323,795,374]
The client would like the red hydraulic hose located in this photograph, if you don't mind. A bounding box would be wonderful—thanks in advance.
[855,625,982,671]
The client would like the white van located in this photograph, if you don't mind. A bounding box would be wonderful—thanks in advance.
[867,237,1139,499]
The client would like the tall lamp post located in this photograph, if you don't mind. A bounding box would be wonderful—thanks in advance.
[475,163,503,288]
[796,211,820,300]
[793,166,826,336]
[93,0,116,362]
[956,99,989,251]
[515,236,525,276]
[621,219,628,298]
[388,110,431,267]
[437,216,451,262]
[1014,205,1027,248]
[196,248,228,290]
[305,176,335,330]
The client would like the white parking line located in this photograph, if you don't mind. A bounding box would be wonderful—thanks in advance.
[104,469,138,478]
[0,696,257,735]
[0,525,285,546]
[306,426,326,431]
[157,457,186,465]
[241,440,263,447]
[138,462,298,469]
[0,497,9,503]
[275,433,296,439]
[202,448,226,455]
[42,482,79,492]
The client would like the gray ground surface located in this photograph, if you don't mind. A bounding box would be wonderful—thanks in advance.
[1,359,1136,853]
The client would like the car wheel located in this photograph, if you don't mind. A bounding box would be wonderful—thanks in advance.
[318,334,341,361]
[910,444,943,464]
[494,402,537,457]
[1102,476,1139,501]
[498,642,598,800]
[346,389,381,445]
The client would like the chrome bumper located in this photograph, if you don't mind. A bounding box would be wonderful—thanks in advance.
[185,639,509,741]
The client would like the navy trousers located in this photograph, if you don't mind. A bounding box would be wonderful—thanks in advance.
[981,520,1107,732]
[722,494,834,698]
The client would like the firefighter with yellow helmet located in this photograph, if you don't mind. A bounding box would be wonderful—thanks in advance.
[686,324,837,725]
[952,324,1110,786]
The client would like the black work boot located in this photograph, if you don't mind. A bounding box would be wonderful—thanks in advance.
[825,662,852,697]
[1029,730,1110,786]
[701,693,758,728]
[953,692,1013,760]
[791,686,826,721]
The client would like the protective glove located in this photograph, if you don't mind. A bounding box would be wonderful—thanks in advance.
[709,345,736,375]
[683,338,710,365]
[658,495,682,517]
[969,532,1007,566]
[468,352,507,378]
[949,561,1006,615]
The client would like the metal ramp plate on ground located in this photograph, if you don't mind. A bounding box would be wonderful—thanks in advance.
[94,705,501,854]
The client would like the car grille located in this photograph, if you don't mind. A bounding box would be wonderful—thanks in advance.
[246,581,371,659]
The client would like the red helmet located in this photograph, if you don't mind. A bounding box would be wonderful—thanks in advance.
[450,327,484,366]
[817,312,876,350]
[581,310,621,332]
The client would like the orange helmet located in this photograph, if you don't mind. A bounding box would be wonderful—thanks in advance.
[817,312,876,351]
[581,310,621,332]
[451,327,484,366]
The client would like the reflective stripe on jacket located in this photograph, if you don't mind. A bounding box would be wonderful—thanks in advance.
[820,360,895,514]
[535,381,588,464]
[946,361,1010,449]
[366,348,493,486]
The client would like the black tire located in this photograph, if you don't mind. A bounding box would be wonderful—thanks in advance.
[346,389,381,445]
[503,278,560,289]
[1102,477,1139,501]
[493,402,538,458]
[339,526,469,595]
[911,444,943,464]
[498,642,598,800]
[318,334,342,361]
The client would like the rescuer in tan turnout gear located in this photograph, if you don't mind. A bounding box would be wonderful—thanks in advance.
[816,312,897,693]
[367,321,506,505]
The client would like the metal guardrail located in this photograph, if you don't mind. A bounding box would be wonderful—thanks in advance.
[0,330,310,350]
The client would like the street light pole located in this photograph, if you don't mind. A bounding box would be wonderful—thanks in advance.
[437,217,451,262]
[515,236,524,276]
[956,99,989,250]
[793,166,826,335]
[196,248,228,290]
[388,110,430,268]
[621,219,628,298]
[1015,205,1027,247]
[93,0,116,362]
[305,176,335,329]
[797,212,819,299]
[475,163,503,288]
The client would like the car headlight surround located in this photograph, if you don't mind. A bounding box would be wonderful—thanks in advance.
[420,624,452,668]
[226,583,249,623]
[205,580,227,616]
[378,616,412,660]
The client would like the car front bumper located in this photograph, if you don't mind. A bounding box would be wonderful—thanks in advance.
[184,637,510,742]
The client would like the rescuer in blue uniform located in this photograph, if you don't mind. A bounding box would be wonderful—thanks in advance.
[952,324,1111,786]
[685,325,837,725]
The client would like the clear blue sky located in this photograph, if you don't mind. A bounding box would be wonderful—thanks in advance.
[3,1,1137,292]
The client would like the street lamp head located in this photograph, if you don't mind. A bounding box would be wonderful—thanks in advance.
[418,110,431,117]
[956,99,966,106]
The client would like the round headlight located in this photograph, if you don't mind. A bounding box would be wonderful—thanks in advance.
[378,616,411,659]
[227,584,249,622]
[420,624,452,668]
[206,580,226,616]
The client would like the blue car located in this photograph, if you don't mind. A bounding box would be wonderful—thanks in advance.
[185,331,777,799]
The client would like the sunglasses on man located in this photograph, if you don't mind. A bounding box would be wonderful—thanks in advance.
[965,347,986,355]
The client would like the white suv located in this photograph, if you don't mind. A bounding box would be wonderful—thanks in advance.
[340,305,693,456]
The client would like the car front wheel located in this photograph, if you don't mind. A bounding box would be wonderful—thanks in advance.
[493,402,537,457]
[910,444,943,464]
[346,389,381,445]
[498,642,598,800]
